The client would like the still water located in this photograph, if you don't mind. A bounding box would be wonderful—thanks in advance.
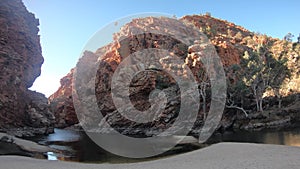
[30,129,201,163]
[217,128,300,147]
[29,128,300,163]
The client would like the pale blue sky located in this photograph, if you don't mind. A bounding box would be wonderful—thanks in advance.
[22,0,300,96]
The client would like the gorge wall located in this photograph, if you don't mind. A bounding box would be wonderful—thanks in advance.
[50,14,300,134]
[48,69,78,128]
[0,0,54,137]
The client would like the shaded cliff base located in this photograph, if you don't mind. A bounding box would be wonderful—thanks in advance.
[0,143,300,169]
[0,126,54,138]
[62,93,300,137]
[220,93,300,132]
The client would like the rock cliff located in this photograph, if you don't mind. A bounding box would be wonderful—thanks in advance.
[0,0,55,137]
[50,14,300,134]
[48,69,78,128]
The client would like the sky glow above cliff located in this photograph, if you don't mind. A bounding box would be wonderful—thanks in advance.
[22,0,300,97]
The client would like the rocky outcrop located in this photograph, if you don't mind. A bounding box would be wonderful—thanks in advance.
[48,69,78,128]
[48,47,109,129]
[50,14,300,135]
[0,0,54,136]
[0,132,56,157]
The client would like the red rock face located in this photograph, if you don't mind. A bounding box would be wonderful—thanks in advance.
[50,15,245,130]
[181,15,252,67]
[0,0,54,136]
[48,69,78,128]
[50,14,300,133]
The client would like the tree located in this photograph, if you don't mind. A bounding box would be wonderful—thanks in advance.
[200,25,217,39]
[242,43,290,111]
[197,66,210,120]
[269,56,290,108]
[270,40,291,108]
[234,31,243,41]
[283,33,294,42]
[205,12,211,17]
[226,64,250,117]
[242,49,266,112]
[297,33,300,44]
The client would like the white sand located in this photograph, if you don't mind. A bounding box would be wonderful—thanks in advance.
[1,142,300,169]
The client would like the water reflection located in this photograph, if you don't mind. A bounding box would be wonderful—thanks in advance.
[31,128,300,162]
[32,129,201,163]
[220,128,300,147]
[39,129,81,143]
[47,152,58,160]
[264,130,300,147]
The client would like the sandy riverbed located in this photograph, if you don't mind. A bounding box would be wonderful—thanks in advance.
[0,142,300,169]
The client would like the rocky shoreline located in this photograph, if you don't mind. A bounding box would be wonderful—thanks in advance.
[223,94,300,132]
[0,132,57,159]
